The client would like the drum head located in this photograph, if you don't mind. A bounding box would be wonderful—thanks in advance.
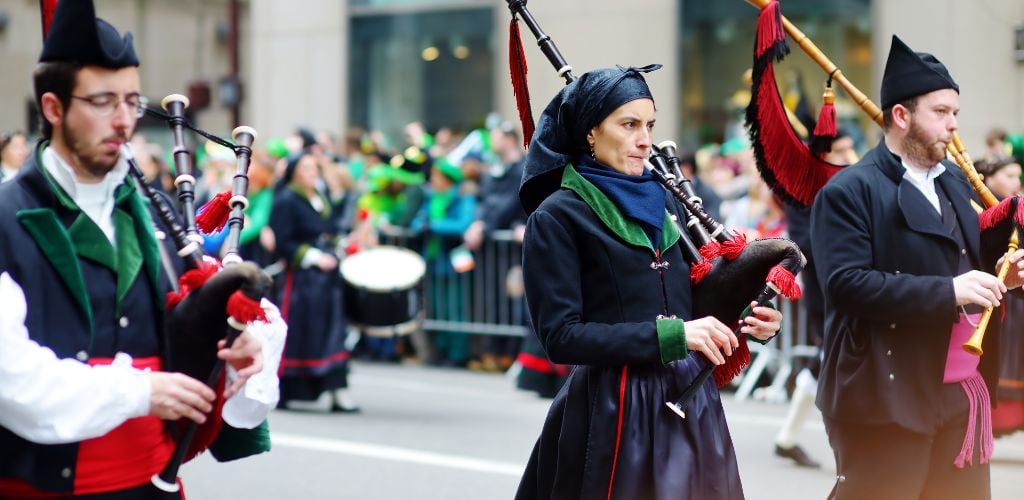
[340,246,426,291]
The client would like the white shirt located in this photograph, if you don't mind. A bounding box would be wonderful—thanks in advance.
[901,160,947,215]
[0,271,286,443]
[42,146,129,243]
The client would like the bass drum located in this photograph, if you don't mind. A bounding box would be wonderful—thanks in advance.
[340,246,426,337]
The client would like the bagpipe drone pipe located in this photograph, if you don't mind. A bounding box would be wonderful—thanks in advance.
[504,0,805,419]
[140,96,271,493]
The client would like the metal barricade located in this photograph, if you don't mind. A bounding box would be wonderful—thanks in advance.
[376,227,528,338]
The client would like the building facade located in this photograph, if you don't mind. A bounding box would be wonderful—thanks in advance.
[0,0,1021,155]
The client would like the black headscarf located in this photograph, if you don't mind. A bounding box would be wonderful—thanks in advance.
[519,64,661,214]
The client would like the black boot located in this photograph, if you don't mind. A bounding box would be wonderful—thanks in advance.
[774,444,821,468]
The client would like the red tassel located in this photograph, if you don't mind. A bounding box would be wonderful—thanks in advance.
[755,0,785,59]
[767,264,803,299]
[227,290,268,324]
[509,17,535,149]
[809,82,837,154]
[714,335,750,388]
[690,259,712,284]
[196,190,233,234]
[720,232,747,260]
[979,197,1015,231]
[1013,195,1024,228]
[698,240,721,261]
[166,263,219,310]
[747,63,845,207]
[40,0,58,38]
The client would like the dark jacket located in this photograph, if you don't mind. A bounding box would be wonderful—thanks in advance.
[516,165,742,500]
[811,139,1000,433]
[0,144,168,492]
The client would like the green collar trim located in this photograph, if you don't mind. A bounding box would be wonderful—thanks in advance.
[560,164,679,253]
[17,208,94,335]
[126,193,164,307]
[290,185,332,219]
[33,141,78,210]
[69,214,117,270]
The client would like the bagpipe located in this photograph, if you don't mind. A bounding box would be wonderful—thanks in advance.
[504,0,805,419]
[137,96,271,493]
[741,0,1019,355]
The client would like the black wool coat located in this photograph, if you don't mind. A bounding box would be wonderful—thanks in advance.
[810,139,1000,434]
[516,166,743,500]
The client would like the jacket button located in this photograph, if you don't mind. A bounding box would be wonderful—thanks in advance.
[889,373,895,381]
[887,349,893,356]
[119,316,129,328]
[961,249,967,255]
[894,270,900,275]
[76,351,88,362]
[61,467,71,478]
[889,323,896,330]
[837,475,846,483]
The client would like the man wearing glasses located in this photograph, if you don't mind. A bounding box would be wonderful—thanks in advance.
[0,1,282,498]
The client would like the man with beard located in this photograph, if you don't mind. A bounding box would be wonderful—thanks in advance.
[0,1,283,497]
[810,35,1024,499]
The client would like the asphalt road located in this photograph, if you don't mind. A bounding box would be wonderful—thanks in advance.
[181,361,1024,499]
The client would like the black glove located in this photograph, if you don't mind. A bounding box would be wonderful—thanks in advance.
[165,262,273,383]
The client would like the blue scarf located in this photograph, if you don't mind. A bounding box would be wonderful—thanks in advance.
[576,155,665,246]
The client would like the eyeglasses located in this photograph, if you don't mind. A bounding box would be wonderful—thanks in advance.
[70,93,149,118]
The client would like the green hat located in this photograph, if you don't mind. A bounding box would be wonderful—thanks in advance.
[266,137,289,160]
[434,157,463,183]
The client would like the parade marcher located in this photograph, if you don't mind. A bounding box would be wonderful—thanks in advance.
[271,153,359,412]
[773,129,858,468]
[1,129,29,183]
[811,35,1024,499]
[974,155,1024,437]
[0,1,284,497]
[515,65,782,500]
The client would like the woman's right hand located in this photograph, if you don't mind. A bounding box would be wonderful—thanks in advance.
[317,253,339,272]
[683,316,738,365]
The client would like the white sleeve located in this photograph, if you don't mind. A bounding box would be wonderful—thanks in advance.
[299,247,325,269]
[0,273,151,444]
[221,298,286,429]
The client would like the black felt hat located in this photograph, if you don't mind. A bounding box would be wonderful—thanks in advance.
[518,64,661,214]
[39,0,138,68]
[880,35,957,109]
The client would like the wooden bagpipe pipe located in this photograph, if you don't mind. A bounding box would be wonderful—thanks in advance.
[504,0,806,419]
[742,0,1020,356]
[126,95,270,493]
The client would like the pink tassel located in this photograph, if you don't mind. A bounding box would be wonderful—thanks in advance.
[954,374,993,468]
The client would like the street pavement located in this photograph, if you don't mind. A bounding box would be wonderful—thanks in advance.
[182,361,1024,499]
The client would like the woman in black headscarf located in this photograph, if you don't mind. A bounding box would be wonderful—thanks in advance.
[270,153,358,412]
[515,65,782,499]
